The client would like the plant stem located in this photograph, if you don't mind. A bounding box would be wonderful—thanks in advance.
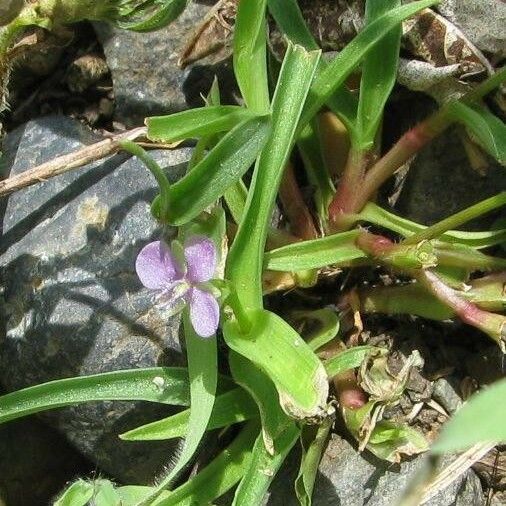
[279,162,318,240]
[328,147,372,230]
[414,269,505,349]
[402,192,506,245]
[352,110,450,214]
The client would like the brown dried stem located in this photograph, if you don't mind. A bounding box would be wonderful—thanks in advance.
[0,126,147,197]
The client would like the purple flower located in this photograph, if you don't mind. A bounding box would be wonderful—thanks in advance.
[135,236,220,338]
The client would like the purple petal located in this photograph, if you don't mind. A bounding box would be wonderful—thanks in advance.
[135,241,182,290]
[184,236,217,283]
[188,287,219,338]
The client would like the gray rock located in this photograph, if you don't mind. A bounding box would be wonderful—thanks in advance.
[0,116,192,484]
[433,378,463,415]
[267,435,483,505]
[438,1,506,58]
[0,416,90,506]
[393,125,506,227]
[94,2,237,127]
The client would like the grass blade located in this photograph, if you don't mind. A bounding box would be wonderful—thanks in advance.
[0,368,190,424]
[233,0,269,113]
[432,378,506,453]
[265,231,365,271]
[227,43,321,310]
[140,310,218,502]
[233,424,299,505]
[356,0,401,150]
[146,106,255,143]
[120,388,257,441]
[166,114,270,225]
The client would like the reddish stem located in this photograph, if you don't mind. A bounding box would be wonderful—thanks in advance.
[279,162,319,240]
[415,269,506,349]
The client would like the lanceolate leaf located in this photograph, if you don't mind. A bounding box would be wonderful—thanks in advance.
[265,231,365,271]
[229,351,292,454]
[223,309,328,420]
[324,346,380,378]
[356,0,401,150]
[166,114,270,225]
[267,0,358,134]
[233,425,300,505]
[432,378,506,453]
[448,102,506,165]
[142,312,218,503]
[358,203,506,249]
[295,418,333,506]
[155,422,260,505]
[300,0,438,128]
[233,0,269,113]
[120,388,257,441]
[227,43,321,310]
[146,106,256,143]
[0,368,190,424]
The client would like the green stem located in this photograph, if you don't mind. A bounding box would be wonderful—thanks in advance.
[402,192,506,245]
[119,140,171,221]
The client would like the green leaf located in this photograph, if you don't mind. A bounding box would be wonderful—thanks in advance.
[120,388,257,441]
[448,102,506,165]
[295,418,333,506]
[146,106,255,143]
[227,43,321,311]
[292,308,340,352]
[223,309,328,420]
[402,192,506,245]
[118,0,188,32]
[264,231,366,272]
[300,0,438,128]
[155,422,260,505]
[233,424,300,505]
[117,486,169,506]
[229,352,292,454]
[233,0,269,113]
[267,0,359,134]
[164,114,271,225]
[367,420,429,462]
[54,480,94,506]
[324,346,380,378]
[358,203,506,249]
[432,378,506,453]
[356,0,401,150]
[142,311,218,503]
[0,368,191,425]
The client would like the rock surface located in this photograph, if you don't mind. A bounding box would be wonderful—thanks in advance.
[438,0,506,58]
[94,1,237,127]
[0,415,91,506]
[267,435,483,505]
[0,116,192,483]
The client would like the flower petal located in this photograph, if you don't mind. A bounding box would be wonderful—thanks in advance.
[188,287,219,338]
[184,236,217,283]
[135,241,182,290]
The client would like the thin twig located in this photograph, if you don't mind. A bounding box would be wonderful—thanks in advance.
[420,443,496,504]
[0,126,147,197]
